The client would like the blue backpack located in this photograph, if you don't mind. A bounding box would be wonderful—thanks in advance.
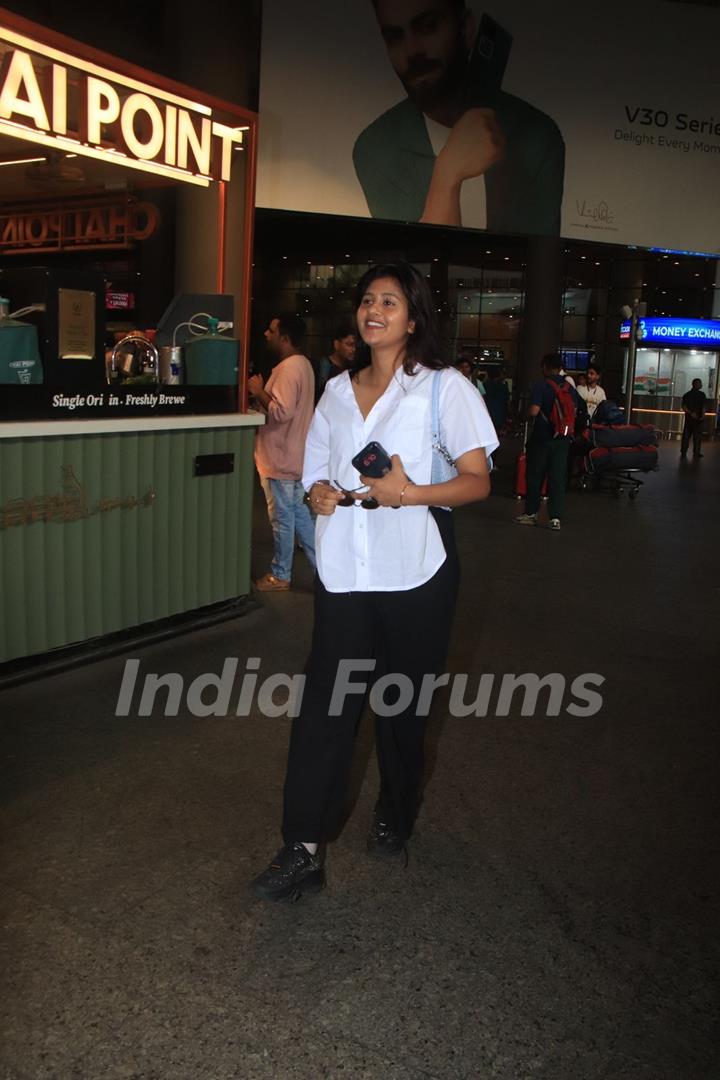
[594,400,624,425]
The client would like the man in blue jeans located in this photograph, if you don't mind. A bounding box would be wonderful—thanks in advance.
[248,313,317,590]
[515,354,579,531]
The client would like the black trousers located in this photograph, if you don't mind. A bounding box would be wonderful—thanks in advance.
[681,417,703,456]
[282,510,459,844]
[525,436,570,519]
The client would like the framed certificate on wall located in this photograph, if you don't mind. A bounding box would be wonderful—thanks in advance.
[58,288,96,360]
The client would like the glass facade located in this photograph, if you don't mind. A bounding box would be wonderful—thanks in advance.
[448,264,524,376]
[252,209,720,412]
[628,347,718,436]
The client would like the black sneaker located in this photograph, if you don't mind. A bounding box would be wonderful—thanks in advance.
[367,814,405,857]
[251,841,325,901]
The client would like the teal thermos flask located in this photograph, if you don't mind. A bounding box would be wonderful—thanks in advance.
[184,317,239,385]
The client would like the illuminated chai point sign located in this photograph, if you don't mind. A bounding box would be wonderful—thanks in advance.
[0,200,160,254]
[620,316,720,348]
[0,23,247,187]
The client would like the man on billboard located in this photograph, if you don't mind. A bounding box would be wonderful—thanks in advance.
[354,0,565,236]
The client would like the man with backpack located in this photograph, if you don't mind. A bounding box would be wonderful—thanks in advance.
[515,353,581,531]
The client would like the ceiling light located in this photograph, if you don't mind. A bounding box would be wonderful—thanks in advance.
[0,155,46,167]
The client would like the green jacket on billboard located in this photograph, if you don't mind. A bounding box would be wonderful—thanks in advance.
[353,90,565,238]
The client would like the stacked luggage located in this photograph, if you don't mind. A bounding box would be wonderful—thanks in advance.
[578,406,659,498]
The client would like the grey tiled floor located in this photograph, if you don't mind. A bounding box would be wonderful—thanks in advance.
[1,440,718,1079]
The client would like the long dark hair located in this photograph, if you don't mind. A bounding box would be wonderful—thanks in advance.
[349,261,447,377]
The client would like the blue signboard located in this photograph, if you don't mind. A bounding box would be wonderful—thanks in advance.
[648,247,718,259]
[619,317,720,348]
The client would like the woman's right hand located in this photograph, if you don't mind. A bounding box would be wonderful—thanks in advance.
[309,481,344,515]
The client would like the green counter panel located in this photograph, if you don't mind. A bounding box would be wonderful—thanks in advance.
[0,427,256,663]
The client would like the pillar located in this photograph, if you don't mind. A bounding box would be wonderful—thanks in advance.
[518,235,564,396]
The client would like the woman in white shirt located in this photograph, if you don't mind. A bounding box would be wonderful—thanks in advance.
[252,262,498,901]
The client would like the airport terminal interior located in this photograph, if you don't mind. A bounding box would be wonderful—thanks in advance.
[1,1,719,1078]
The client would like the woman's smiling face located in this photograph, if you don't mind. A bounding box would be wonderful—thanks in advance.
[356,276,415,350]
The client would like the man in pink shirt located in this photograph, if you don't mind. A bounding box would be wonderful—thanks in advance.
[248,313,317,591]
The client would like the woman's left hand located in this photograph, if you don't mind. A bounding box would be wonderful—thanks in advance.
[360,454,409,507]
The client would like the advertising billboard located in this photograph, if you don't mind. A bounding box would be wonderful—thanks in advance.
[257,0,720,252]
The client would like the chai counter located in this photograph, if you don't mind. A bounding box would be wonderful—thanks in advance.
[0,413,264,666]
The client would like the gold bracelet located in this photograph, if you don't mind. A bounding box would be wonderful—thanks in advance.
[399,481,414,506]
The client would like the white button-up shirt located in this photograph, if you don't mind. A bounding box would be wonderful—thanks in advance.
[302,365,499,593]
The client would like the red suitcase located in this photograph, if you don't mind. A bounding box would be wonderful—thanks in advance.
[515,452,548,498]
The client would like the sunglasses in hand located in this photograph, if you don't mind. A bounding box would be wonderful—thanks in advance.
[332,482,401,509]
[332,482,379,509]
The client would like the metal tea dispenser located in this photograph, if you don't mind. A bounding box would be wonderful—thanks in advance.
[109,333,159,385]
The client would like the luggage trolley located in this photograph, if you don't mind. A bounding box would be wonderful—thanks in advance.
[580,461,652,500]
[578,425,660,500]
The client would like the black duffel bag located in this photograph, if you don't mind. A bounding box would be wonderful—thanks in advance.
[591,423,658,449]
[589,446,659,471]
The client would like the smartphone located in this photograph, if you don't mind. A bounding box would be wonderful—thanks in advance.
[464,13,513,106]
[352,441,392,478]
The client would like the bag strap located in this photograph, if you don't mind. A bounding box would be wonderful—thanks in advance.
[540,377,565,429]
[431,368,442,445]
[431,368,494,474]
[431,370,454,460]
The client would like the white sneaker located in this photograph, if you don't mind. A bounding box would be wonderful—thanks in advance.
[514,513,538,526]
[548,518,562,531]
